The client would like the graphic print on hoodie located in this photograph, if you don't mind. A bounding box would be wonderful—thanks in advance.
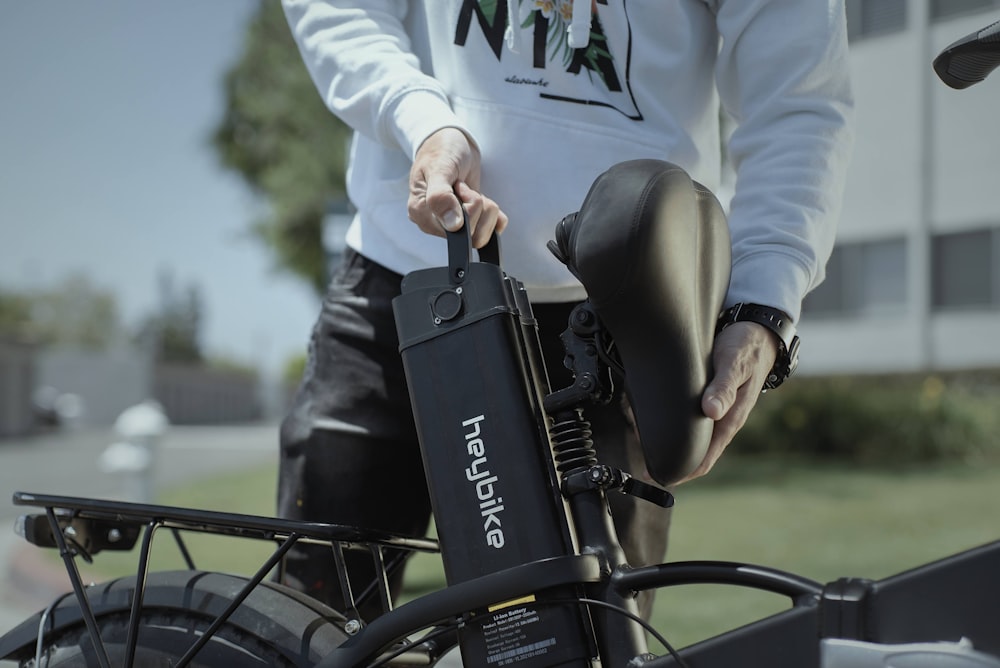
[452,0,643,120]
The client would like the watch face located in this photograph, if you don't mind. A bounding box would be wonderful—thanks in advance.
[787,336,801,374]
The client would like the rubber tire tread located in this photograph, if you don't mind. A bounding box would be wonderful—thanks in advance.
[4,571,350,667]
[21,609,294,667]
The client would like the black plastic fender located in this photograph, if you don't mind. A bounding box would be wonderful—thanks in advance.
[0,569,348,665]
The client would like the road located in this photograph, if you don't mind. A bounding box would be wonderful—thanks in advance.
[0,422,280,640]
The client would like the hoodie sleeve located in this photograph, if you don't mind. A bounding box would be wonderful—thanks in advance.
[713,0,855,322]
[281,0,468,159]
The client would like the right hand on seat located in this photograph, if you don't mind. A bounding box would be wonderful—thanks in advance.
[408,127,508,248]
[681,321,779,484]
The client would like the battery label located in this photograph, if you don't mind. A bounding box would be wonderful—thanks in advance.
[489,595,537,612]
[482,606,556,665]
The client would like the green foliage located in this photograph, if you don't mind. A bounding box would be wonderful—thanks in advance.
[0,288,33,342]
[134,271,204,364]
[0,276,121,349]
[213,1,352,296]
[734,373,997,465]
[207,355,259,378]
[282,351,307,387]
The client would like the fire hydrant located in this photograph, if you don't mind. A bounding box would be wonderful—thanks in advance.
[98,400,169,503]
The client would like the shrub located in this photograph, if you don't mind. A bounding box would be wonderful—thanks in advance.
[733,373,997,466]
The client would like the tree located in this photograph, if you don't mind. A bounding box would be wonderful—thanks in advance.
[0,288,33,342]
[214,1,352,296]
[0,276,121,350]
[134,271,205,364]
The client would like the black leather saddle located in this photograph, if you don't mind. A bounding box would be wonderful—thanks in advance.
[549,159,731,485]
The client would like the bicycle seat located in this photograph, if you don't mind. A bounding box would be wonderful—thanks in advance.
[549,159,731,485]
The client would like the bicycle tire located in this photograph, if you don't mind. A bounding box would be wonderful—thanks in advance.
[21,609,300,667]
[1,571,351,667]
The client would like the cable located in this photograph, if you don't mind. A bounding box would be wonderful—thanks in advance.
[33,591,75,667]
[597,331,626,378]
[543,597,693,668]
[361,596,692,668]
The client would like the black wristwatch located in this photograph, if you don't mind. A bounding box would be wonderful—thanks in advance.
[715,303,800,391]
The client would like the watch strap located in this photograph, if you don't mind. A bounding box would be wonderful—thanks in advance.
[716,303,800,391]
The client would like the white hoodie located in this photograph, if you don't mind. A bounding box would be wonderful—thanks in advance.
[282,0,854,321]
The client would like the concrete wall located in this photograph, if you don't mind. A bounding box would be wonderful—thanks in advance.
[0,340,36,438]
[36,347,152,427]
[153,364,262,425]
[32,348,263,427]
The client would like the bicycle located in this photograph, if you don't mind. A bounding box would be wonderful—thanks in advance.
[1,19,1000,668]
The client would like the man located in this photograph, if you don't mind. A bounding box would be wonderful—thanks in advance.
[277,0,854,618]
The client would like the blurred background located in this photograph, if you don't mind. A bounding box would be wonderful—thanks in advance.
[1,0,1000,653]
[1,0,350,432]
[3,0,1000,437]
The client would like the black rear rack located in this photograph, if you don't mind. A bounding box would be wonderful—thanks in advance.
[13,491,439,555]
[10,490,440,668]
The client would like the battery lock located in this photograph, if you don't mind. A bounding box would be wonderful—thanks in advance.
[431,288,464,324]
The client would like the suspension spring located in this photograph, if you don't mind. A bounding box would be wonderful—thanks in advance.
[549,408,598,478]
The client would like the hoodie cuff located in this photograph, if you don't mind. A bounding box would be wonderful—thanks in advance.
[726,252,812,323]
[388,88,475,160]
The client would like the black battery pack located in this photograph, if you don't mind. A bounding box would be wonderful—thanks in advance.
[392,230,593,667]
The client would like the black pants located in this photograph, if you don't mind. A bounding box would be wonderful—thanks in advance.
[277,249,670,620]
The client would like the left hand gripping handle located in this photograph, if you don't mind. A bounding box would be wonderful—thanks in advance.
[446,207,501,286]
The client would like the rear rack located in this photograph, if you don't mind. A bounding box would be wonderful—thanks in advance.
[12,491,440,555]
[10,490,440,668]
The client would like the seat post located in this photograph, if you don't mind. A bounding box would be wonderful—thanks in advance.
[543,304,651,664]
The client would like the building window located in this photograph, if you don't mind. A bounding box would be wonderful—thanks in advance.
[803,238,908,317]
[846,0,908,42]
[931,228,999,309]
[930,0,1000,21]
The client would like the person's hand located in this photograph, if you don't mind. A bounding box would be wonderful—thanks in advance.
[407,127,508,248]
[680,322,779,483]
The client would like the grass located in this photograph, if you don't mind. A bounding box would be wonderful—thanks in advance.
[53,454,1000,652]
[647,455,1000,649]
[60,466,282,582]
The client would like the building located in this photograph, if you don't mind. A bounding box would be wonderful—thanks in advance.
[800,0,1000,375]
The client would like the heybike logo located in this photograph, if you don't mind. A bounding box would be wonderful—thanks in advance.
[462,415,506,549]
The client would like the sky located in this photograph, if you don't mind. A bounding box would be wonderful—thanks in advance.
[0,1,320,377]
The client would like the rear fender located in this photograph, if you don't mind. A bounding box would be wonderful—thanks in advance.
[0,570,346,664]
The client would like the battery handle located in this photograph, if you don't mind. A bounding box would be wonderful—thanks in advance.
[446,208,502,286]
